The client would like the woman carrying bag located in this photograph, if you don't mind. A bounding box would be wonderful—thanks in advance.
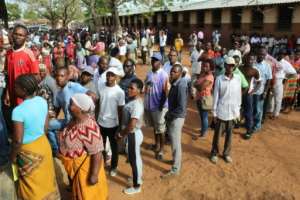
[193,59,214,139]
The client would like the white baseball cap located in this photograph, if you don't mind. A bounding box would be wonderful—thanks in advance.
[225,57,236,65]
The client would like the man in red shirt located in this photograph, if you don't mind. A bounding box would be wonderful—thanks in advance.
[65,36,76,65]
[4,24,39,107]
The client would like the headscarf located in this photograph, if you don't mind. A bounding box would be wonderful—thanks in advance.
[71,93,95,112]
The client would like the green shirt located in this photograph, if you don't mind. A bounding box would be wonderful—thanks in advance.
[233,68,249,89]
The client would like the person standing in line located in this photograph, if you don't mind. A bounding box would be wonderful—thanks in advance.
[94,56,109,86]
[163,49,180,75]
[140,34,149,65]
[252,46,272,133]
[193,59,214,139]
[116,79,144,195]
[96,67,125,176]
[162,64,188,178]
[119,59,137,103]
[4,24,40,108]
[174,33,184,62]
[48,67,93,155]
[210,57,242,164]
[270,50,296,119]
[80,66,98,95]
[159,30,167,62]
[144,53,168,160]
[240,53,261,140]
[58,93,108,200]
[197,29,204,42]
[11,74,60,200]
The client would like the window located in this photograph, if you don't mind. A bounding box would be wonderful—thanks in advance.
[277,5,293,30]
[252,8,264,29]
[130,15,135,26]
[183,11,190,27]
[172,12,178,26]
[125,16,128,26]
[231,8,242,29]
[212,9,221,28]
[197,11,205,28]
[144,17,149,27]
[137,16,142,29]
[161,12,167,27]
[120,17,123,26]
[152,14,157,26]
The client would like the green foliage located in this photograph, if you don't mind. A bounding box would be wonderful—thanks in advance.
[23,9,38,20]
[18,0,83,27]
[7,3,21,21]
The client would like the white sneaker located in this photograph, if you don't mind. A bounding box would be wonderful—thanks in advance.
[123,187,141,195]
[110,169,117,177]
[210,156,218,164]
[224,156,233,163]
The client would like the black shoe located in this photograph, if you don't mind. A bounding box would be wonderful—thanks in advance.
[244,132,252,140]
[155,152,163,161]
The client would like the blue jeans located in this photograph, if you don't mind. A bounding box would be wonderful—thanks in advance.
[0,87,9,166]
[197,100,209,136]
[48,118,67,154]
[243,93,254,133]
[253,94,264,131]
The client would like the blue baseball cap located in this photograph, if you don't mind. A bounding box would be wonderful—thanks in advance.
[151,52,162,62]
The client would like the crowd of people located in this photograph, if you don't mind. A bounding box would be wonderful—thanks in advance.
[0,23,300,200]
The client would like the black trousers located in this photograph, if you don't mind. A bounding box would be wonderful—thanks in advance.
[211,119,234,157]
[100,126,119,170]
[128,133,140,187]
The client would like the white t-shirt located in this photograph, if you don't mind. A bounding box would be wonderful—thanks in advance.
[119,45,127,56]
[159,35,167,47]
[97,82,125,128]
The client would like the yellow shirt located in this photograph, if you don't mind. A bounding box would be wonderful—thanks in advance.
[174,38,184,51]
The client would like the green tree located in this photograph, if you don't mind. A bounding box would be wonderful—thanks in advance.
[82,0,173,33]
[23,9,39,20]
[7,3,21,21]
[19,0,82,28]
[0,0,9,28]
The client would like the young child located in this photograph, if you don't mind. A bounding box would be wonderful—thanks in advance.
[116,78,144,195]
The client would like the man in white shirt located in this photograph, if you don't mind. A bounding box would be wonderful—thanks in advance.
[159,30,167,62]
[197,30,204,42]
[211,57,241,164]
[96,67,125,176]
[163,49,180,75]
[109,47,125,77]
[270,50,297,118]
[94,56,109,86]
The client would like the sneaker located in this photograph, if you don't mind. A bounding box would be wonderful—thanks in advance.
[210,156,218,164]
[110,169,117,177]
[155,151,163,161]
[224,156,233,163]
[161,170,179,179]
[123,187,141,195]
[244,132,252,140]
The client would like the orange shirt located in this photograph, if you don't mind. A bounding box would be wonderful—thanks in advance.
[196,73,214,100]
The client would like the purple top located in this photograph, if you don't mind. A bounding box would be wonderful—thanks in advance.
[144,68,168,111]
[87,54,100,66]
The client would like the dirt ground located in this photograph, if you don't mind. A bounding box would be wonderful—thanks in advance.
[57,49,300,200]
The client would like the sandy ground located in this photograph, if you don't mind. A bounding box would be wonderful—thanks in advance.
[57,49,300,200]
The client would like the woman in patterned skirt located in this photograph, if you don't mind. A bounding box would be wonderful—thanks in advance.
[58,93,108,200]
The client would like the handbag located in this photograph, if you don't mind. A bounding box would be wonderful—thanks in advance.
[201,95,213,110]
